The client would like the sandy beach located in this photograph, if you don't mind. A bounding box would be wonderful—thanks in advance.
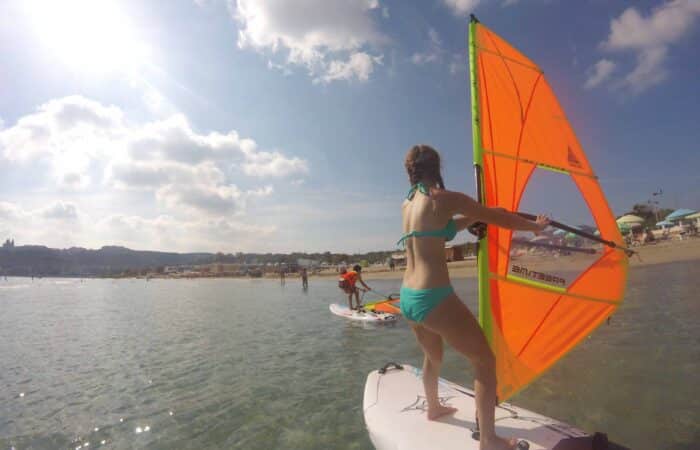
[316,238,700,281]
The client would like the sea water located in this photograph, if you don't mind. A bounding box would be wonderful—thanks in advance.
[0,260,698,449]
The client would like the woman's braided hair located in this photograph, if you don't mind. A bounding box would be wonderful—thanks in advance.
[404,145,445,190]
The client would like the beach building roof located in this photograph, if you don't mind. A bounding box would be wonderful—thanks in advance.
[656,220,674,227]
[685,212,700,220]
[665,208,696,221]
[616,214,645,225]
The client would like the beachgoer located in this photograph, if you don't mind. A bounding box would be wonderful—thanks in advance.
[398,145,549,450]
[300,268,308,289]
[280,269,285,285]
[389,259,396,271]
[338,265,371,310]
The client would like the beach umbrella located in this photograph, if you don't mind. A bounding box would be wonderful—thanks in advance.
[617,222,631,235]
[564,232,577,240]
[616,214,645,225]
[553,229,567,236]
[655,220,673,228]
[687,212,700,220]
[529,235,550,242]
[665,208,696,221]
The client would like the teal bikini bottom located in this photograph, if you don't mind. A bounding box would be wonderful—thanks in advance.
[399,285,454,323]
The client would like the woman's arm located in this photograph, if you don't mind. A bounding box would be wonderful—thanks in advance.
[435,190,547,233]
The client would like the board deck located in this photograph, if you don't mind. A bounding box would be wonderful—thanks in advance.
[329,303,397,323]
[363,363,626,450]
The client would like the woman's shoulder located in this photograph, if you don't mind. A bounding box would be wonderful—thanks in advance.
[430,188,471,204]
[431,189,478,215]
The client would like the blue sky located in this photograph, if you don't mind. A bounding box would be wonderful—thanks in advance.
[0,0,698,253]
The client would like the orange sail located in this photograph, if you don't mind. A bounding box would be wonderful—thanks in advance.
[364,298,401,314]
[469,17,629,401]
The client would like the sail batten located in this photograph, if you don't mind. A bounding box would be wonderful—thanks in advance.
[469,18,628,401]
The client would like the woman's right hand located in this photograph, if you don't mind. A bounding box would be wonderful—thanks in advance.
[532,215,550,235]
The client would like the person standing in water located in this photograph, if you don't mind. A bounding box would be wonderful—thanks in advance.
[398,145,548,450]
[339,265,372,310]
[280,269,285,285]
[300,268,309,289]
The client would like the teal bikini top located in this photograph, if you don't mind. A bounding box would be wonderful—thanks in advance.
[397,182,457,248]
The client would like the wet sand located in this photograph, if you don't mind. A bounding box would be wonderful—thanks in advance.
[316,238,700,281]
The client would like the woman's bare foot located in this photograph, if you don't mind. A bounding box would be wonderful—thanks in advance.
[426,404,457,420]
[480,436,519,450]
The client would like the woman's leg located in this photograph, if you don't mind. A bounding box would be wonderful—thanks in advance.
[410,324,457,420]
[422,294,516,450]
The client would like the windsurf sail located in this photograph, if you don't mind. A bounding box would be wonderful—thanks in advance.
[468,16,629,401]
[363,295,401,314]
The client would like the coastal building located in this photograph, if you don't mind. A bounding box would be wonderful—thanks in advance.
[297,258,319,268]
[390,253,406,267]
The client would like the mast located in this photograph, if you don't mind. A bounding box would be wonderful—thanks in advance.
[468,15,493,343]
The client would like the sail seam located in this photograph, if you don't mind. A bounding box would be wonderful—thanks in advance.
[474,45,542,73]
[511,73,542,212]
[482,149,598,179]
[484,30,524,122]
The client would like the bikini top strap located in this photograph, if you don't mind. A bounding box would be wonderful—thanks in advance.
[406,182,430,200]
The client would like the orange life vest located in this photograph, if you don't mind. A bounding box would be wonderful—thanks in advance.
[338,270,358,291]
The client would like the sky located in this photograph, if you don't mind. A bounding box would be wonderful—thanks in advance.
[0,0,699,254]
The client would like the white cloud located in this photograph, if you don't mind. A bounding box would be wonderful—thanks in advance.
[0,202,25,221]
[40,201,79,221]
[316,52,382,83]
[0,96,311,250]
[443,0,480,16]
[449,53,466,75]
[411,29,444,66]
[584,59,617,89]
[0,199,277,253]
[0,201,84,248]
[592,0,700,92]
[0,96,124,164]
[233,0,386,83]
[156,183,273,215]
[95,214,276,252]
[624,46,668,92]
[1,97,308,194]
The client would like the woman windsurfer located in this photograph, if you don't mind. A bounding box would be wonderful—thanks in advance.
[399,145,549,450]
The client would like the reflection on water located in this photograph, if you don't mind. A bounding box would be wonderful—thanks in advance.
[0,261,698,450]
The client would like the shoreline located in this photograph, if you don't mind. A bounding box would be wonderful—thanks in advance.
[11,238,695,281]
[321,238,700,281]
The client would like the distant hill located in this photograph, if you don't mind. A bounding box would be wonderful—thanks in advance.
[0,245,215,277]
[0,243,395,277]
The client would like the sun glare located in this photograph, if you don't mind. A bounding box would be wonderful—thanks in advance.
[25,0,150,74]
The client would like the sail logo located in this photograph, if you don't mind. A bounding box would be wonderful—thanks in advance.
[567,146,582,169]
[511,264,566,286]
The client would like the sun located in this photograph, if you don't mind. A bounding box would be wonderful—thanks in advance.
[25,0,150,74]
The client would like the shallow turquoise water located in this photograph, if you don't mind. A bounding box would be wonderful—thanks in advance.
[0,260,698,449]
